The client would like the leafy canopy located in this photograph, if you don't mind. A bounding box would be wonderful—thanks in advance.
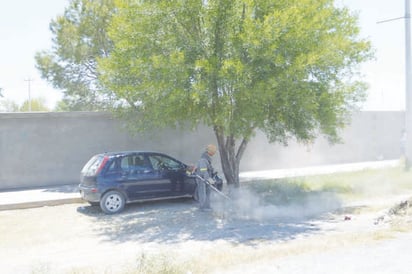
[100,0,371,143]
[99,0,372,185]
[35,0,116,111]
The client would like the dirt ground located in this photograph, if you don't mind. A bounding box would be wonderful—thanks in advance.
[1,191,412,274]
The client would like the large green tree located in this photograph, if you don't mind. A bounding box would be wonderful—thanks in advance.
[35,0,115,111]
[99,0,372,187]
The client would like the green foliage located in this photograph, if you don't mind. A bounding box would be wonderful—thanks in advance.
[102,0,371,137]
[99,0,372,185]
[246,166,412,206]
[35,0,116,111]
[248,179,313,205]
[53,99,78,112]
[0,97,51,112]
[133,252,191,274]
[303,166,412,196]
[19,98,51,112]
[0,99,19,112]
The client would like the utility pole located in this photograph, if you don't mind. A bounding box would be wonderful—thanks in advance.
[405,0,412,169]
[378,0,412,169]
[24,77,33,112]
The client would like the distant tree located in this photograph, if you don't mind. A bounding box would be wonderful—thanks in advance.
[35,0,116,111]
[0,99,19,112]
[53,100,70,112]
[100,0,372,187]
[19,98,50,112]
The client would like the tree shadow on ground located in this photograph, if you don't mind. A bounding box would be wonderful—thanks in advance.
[76,188,347,245]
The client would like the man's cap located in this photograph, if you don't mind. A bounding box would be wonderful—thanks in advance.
[206,144,217,154]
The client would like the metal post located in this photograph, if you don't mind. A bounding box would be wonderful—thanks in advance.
[24,78,33,112]
[405,0,412,169]
[377,1,412,169]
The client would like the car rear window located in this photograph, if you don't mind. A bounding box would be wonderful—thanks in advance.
[81,155,106,176]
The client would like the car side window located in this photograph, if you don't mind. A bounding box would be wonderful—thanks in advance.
[148,155,182,171]
[120,155,150,174]
[105,159,120,174]
[120,156,131,172]
[133,155,148,169]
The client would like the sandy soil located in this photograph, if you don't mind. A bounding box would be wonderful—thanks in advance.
[1,192,412,274]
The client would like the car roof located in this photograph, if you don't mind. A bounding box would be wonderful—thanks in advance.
[97,151,173,157]
[90,151,187,165]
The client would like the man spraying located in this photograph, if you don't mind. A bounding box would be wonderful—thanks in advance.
[196,144,217,211]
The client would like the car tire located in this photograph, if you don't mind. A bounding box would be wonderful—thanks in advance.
[100,190,126,214]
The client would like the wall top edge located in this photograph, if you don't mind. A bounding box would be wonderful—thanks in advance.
[0,111,113,119]
[0,110,404,120]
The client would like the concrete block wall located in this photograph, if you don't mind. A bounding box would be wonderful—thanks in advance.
[0,111,404,190]
[242,111,404,170]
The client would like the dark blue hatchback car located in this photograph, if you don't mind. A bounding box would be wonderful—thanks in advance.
[79,151,197,214]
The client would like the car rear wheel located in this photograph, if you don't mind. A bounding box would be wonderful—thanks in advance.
[100,190,125,214]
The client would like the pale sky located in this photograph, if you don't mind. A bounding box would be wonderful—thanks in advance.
[0,0,407,110]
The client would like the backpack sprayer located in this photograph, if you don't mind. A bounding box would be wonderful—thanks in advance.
[194,173,232,201]
[186,164,232,202]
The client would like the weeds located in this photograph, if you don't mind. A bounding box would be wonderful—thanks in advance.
[245,167,412,202]
[28,166,412,274]
[132,252,193,274]
[125,167,412,273]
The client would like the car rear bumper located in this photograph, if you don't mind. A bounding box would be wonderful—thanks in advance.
[79,185,101,202]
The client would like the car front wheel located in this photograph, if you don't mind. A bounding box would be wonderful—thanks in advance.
[100,190,125,214]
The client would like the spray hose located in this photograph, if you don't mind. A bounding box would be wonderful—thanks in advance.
[194,174,232,201]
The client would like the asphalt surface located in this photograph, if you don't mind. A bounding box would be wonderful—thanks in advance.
[0,160,400,211]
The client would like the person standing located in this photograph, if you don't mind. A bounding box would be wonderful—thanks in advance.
[196,144,217,211]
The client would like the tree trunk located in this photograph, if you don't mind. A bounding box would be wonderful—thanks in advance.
[214,127,249,188]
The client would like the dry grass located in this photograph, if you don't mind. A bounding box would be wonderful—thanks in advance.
[141,167,412,274]
[3,166,412,274]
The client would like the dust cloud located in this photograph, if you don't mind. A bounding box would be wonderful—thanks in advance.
[211,187,341,221]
